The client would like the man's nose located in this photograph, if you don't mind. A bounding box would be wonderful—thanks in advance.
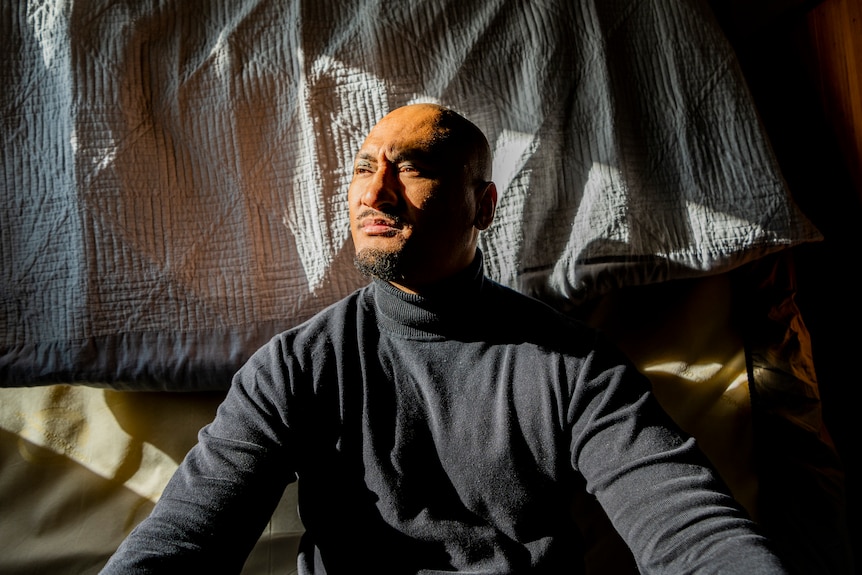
[361,163,400,210]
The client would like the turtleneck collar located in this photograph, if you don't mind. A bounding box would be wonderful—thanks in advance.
[372,250,486,339]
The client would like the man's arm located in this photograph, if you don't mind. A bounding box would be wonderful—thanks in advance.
[101,340,297,573]
[569,343,792,574]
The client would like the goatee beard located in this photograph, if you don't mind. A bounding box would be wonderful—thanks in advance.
[354,248,404,282]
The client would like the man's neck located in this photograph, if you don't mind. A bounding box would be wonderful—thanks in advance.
[388,280,420,295]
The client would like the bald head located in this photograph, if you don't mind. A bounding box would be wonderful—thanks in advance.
[366,104,493,185]
[348,104,497,293]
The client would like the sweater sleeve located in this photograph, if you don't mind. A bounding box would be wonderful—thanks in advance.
[569,341,792,575]
[100,338,297,574]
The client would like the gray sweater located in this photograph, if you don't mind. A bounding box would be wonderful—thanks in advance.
[102,255,789,574]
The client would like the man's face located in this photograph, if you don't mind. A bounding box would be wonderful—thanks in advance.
[348,106,480,292]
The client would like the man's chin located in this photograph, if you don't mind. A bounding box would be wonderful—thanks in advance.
[353,247,403,282]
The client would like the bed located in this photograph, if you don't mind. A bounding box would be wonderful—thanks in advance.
[0,0,850,572]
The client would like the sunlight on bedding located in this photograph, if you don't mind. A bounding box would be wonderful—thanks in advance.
[0,386,205,502]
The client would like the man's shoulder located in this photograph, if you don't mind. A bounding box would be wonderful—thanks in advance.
[285,283,374,336]
[245,284,375,373]
[483,278,579,322]
[480,278,597,348]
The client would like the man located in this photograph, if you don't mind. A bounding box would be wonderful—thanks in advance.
[102,104,789,573]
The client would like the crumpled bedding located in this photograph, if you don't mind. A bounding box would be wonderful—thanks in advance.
[0,385,303,575]
[1,0,820,390]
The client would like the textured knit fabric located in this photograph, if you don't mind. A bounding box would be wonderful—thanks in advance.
[101,255,789,574]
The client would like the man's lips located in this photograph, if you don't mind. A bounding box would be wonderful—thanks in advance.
[357,211,402,236]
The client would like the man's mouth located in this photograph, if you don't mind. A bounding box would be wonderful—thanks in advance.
[357,211,402,236]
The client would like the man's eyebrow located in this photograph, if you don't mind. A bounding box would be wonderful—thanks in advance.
[390,149,435,165]
[354,148,435,166]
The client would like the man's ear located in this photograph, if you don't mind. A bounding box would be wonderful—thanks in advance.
[474,182,497,230]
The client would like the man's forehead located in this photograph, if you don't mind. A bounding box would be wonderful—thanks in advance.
[352,105,477,169]
[356,127,451,163]
[355,138,439,162]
